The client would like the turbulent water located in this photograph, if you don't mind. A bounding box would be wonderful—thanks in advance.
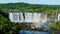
[9,13,47,27]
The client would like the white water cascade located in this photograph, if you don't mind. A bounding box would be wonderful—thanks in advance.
[58,14,60,20]
[25,13,33,22]
[9,13,47,27]
[9,13,24,22]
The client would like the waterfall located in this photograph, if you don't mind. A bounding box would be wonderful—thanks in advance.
[19,13,24,22]
[32,13,41,28]
[9,13,14,22]
[58,14,60,20]
[33,13,38,22]
[12,13,19,22]
[34,13,47,28]
[9,13,24,22]
[9,12,47,27]
[25,13,33,22]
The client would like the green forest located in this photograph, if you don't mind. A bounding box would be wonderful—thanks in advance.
[0,2,60,12]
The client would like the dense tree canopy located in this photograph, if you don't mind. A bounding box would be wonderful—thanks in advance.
[0,2,60,12]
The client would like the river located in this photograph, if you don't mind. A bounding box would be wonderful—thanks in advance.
[18,30,50,34]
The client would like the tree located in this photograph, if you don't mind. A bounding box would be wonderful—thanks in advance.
[48,20,60,34]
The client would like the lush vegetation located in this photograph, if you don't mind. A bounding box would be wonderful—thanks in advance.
[0,14,17,34]
[0,2,60,12]
[48,20,60,34]
[0,14,31,34]
[48,21,60,31]
[0,15,31,34]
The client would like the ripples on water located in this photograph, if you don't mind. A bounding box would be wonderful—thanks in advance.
[18,30,50,34]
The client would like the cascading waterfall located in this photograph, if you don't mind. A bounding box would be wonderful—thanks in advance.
[25,13,33,22]
[58,14,60,20]
[9,13,47,27]
[34,13,47,27]
[9,13,14,22]
[19,13,24,22]
[13,13,19,22]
